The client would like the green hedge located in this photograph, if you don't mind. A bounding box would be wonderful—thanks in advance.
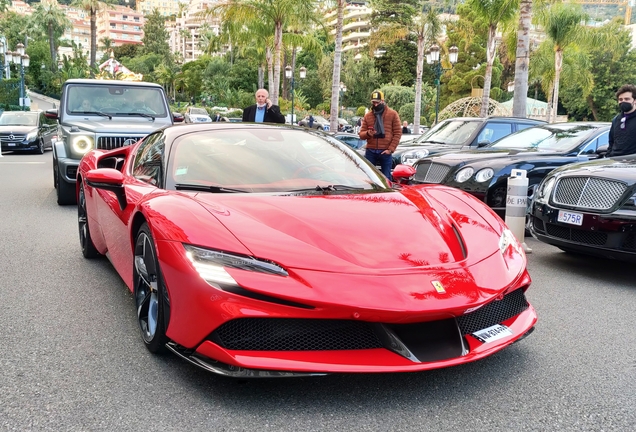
[0,80,20,107]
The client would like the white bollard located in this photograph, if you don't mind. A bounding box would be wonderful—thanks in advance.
[505,169,532,253]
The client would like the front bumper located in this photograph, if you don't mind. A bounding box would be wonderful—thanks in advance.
[0,139,38,151]
[531,202,636,261]
[57,156,80,183]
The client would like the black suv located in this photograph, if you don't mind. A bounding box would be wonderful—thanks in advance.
[394,116,546,167]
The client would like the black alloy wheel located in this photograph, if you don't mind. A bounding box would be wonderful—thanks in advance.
[35,139,44,155]
[78,183,100,259]
[133,223,169,353]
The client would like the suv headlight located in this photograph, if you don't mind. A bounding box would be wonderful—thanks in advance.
[455,167,474,183]
[72,135,94,154]
[401,150,429,166]
[26,130,38,141]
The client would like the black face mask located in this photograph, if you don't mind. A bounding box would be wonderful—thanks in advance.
[619,102,633,112]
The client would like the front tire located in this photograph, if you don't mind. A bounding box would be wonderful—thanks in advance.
[34,139,44,155]
[78,183,100,259]
[56,164,77,205]
[133,223,169,353]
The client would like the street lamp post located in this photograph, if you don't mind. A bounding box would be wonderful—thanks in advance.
[0,37,6,81]
[426,44,458,124]
[285,65,306,125]
[10,43,30,110]
[339,82,347,123]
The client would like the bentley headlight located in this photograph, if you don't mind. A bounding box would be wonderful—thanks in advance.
[401,150,429,166]
[536,177,555,202]
[26,130,38,141]
[474,168,494,183]
[72,135,94,154]
[455,167,475,183]
[499,229,521,255]
[184,244,288,287]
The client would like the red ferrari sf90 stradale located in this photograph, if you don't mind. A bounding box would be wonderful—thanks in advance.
[76,123,536,377]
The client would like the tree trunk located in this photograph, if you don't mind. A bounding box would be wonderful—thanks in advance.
[272,22,283,105]
[258,65,264,89]
[413,35,425,133]
[48,22,57,72]
[551,49,563,123]
[479,25,497,118]
[266,47,273,94]
[90,8,97,70]
[544,82,554,122]
[330,0,345,132]
[512,0,531,118]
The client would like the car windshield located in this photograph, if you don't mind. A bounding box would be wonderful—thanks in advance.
[0,112,37,126]
[489,124,600,151]
[168,128,388,193]
[414,120,481,146]
[67,84,168,117]
[189,108,208,115]
[313,116,328,123]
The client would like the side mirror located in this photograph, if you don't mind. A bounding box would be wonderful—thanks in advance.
[45,109,59,120]
[85,168,127,210]
[173,112,184,123]
[392,164,416,184]
[477,140,491,148]
[596,144,609,156]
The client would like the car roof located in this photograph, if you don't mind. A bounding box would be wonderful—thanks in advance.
[440,116,546,123]
[64,79,163,88]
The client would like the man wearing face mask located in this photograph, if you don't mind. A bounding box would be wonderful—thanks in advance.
[359,90,402,179]
[608,84,636,157]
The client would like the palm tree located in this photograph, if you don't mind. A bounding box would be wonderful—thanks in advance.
[369,4,442,134]
[328,0,345,132]
[511,0,532,117]
[71,0,117,70]
[466,0,519,117]
[208,0,320,105]
[535,3,588,122]
[31,2,71,71]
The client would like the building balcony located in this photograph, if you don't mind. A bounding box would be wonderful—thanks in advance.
[341,31,371,43]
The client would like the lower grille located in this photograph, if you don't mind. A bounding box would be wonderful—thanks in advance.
[533,217,545,233]
[211,319,383,351]
[210,289,530,352]
[457,288,529,335]
[621,233,636,251]
[414,162,450,183]
[546,223,607,246]
[96,136,143,150]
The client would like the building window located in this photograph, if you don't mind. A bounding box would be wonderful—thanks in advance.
[123,15,128,20]
[134,17,140,22]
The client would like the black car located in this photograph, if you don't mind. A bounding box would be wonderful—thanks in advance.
[531,155,636,262]
[0,111,57,154]
[409,122,611,222]
[394,116,546,168]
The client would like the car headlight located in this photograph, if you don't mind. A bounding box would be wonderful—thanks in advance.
[499,229,522,255]
[536,177,555,202]
[474,168,494,183]
[401,150,429,166]
[184,244,288,288]
[455,167,475,183]
[26,130,38,141]
[72,135,94,154]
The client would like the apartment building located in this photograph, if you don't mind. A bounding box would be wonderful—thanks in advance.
[96,5,145,47]
[168,0,223,63]
[136,0,182,17]
[324,2,373,54]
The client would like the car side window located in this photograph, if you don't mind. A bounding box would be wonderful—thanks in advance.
[579,131,609,155]
[478,122,512,144]
[517,123,537,132]
[133,133,164,187]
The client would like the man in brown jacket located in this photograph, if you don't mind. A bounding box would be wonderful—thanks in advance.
[359,90,402,179]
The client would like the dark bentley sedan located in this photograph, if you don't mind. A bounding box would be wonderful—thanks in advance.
[410,122,611,221]
[531,155,636,262]
[0,111,57,154]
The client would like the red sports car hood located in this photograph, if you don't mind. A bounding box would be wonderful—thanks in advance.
[194,189,495,273]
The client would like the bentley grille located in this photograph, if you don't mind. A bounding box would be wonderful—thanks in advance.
[553,177,627,211]
[414,162,451,183]
[96,136,144,150]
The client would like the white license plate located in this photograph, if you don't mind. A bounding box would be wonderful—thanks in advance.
[557,210,583,226]
[7,143,15,146]
[472,324,513,343]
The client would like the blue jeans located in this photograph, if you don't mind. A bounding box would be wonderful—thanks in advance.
[365,149,393,180]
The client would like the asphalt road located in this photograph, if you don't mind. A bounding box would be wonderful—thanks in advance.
[0,150,635,431]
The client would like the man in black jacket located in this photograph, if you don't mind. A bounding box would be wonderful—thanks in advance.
[608,84,636,157]
[242,89,285,124]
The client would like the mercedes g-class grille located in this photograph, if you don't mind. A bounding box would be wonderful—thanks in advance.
[96,136,144,150]
[553,177,627,211]
[414,162,450,183]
